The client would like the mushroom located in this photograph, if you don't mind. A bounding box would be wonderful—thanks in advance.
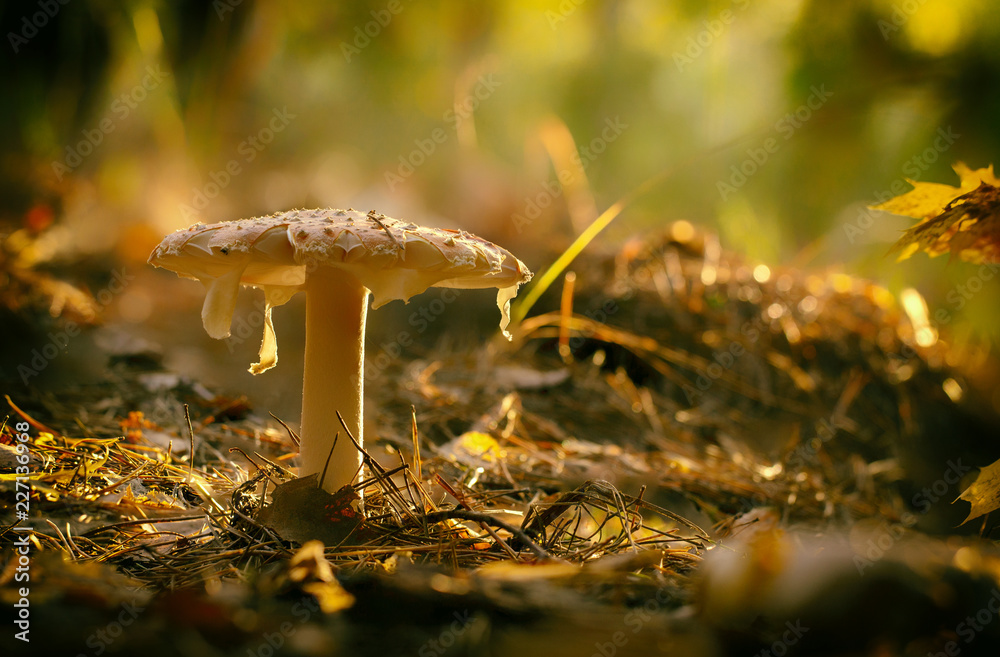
[148,208,532,494]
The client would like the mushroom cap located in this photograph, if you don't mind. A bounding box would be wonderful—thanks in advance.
[148,209,533,370]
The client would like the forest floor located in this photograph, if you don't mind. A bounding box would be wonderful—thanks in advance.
[3,224,1000,656]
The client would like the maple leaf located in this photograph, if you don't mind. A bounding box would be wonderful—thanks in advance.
[870,163,1000,264]
[954,458,1000,525]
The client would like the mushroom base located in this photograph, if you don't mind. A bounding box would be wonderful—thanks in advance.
[298,267,369,494]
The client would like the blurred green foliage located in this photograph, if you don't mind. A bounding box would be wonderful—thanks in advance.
[2,0,999,339]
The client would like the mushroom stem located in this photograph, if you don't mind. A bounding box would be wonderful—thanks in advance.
[299,267,368,493]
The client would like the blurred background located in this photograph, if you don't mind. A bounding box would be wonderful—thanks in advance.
[2,0,999,417]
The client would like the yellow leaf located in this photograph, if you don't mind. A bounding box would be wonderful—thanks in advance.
[955,458,1000,525]
[871,163,999,221]
[288,540,355,613]
[895,182,1000,263]
[955,162,1000,189]
[872,162,1000,263]
[288,540,335,583]
[872,179,968,221]
[301,581,354,613]
[443,431,505,466]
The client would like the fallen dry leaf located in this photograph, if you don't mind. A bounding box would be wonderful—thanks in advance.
[440,431,506,468]
[892,182,1000,263]
[871,162,1000,263]
[955,458,1000,525]
[289,541,355,613]
[872,163,996,220]
[257,474,374,545]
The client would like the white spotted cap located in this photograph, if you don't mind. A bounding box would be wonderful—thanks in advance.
[148,208,533,371]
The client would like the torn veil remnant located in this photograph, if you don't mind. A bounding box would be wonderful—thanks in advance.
[148,208,533,494]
